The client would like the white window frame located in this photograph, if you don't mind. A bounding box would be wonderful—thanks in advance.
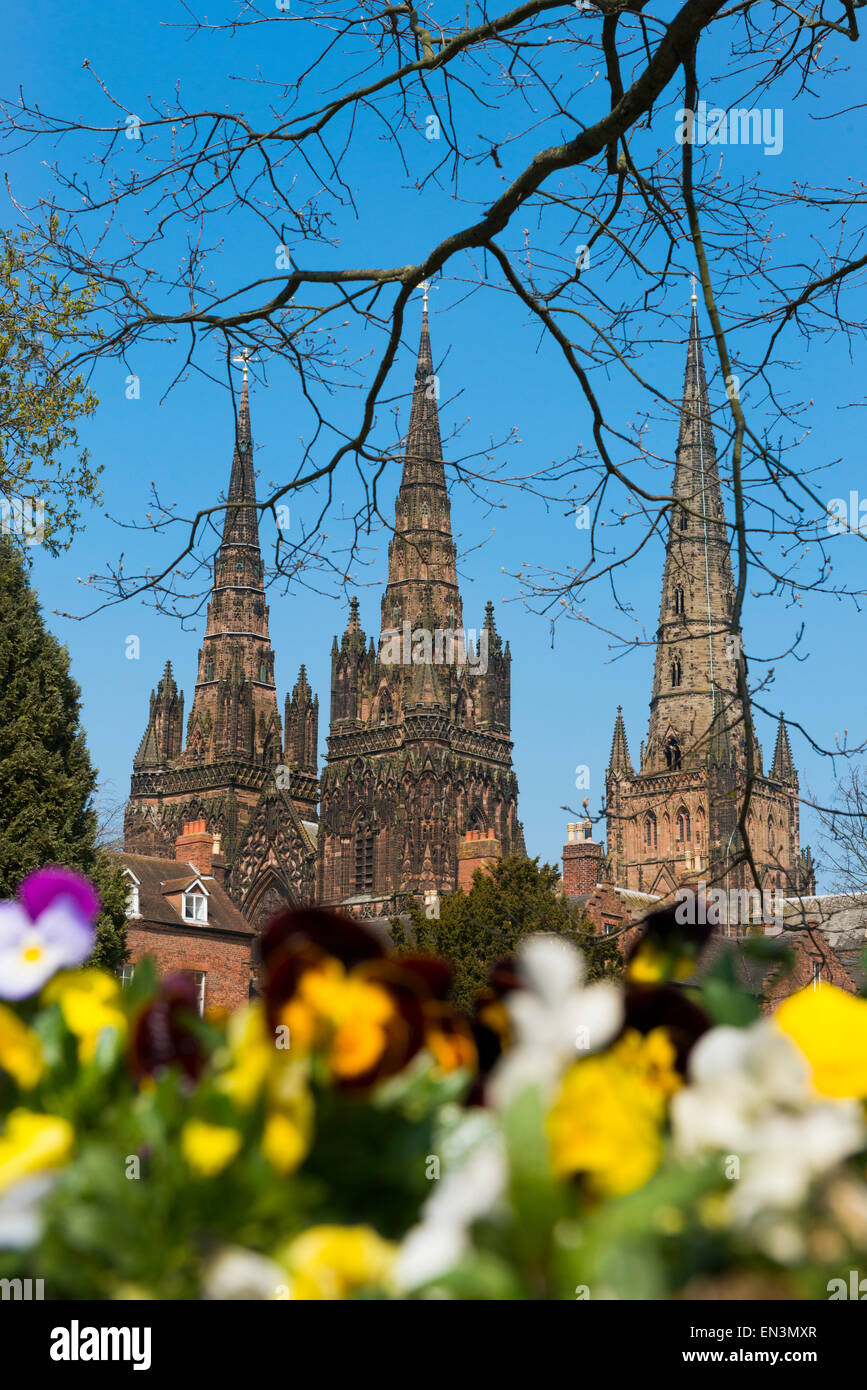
[118,962,135,988]
[182,890,208,924]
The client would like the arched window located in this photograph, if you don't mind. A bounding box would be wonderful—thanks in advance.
[767,816,775,851]
[378,691,392,727]
[674,586,685,616]
[665,737,682,771]
[645,812,657,849]
[679,509,688,531]
[354,817,374,893]
[677,808,691,843]
[205,660,214,682]
[671,655,682,687]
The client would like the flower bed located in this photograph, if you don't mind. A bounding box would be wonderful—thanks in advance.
[1,869,866,1300]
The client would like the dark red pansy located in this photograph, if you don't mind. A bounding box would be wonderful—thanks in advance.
[623,984,711,1074]
[259,907,384,974]
[395,955,454,1001]
[128,974,206,1083]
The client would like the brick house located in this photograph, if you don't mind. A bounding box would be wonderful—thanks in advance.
[115,820,255,1014]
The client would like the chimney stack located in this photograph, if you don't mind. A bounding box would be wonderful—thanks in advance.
[176,819,214,878]
[562,819,601,895]
[458,826,502,892]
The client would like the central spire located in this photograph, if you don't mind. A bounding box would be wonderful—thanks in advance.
[643,299,742,774]
[380,304,462,636]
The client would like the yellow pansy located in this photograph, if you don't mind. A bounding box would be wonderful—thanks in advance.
[0,1004,44,1089]
[776,984,867,1098]
[296,962,396,1081]
[262,1108,311,1176]
[547,1027,680,1198]
[217,1004,274,1107]
[280,1225,396,1300]
[0,1109,74,1195]
[181,1120,243,1177]
[42,969,126,1063]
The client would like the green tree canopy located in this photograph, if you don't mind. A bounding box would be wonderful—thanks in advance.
[0,225,99,555]
[0,539,126,966]
[391,855,622,1012]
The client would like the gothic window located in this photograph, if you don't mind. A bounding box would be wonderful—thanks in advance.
[378,691,392,727]
[670,655,682,687]
[679,508,688,531]
[205,661,214,682]
[767,816,775,851]
[674,586,685,616]
[354,818,374,893]
[456,691,472,727]
[259,660,269,682]
[665,738,682,771]
[677,809,691,843]
[468,806,485,833]
[645,812,657,849]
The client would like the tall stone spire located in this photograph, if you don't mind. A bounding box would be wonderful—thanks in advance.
[642,296,740,774]
[771,712,797,786]
[182,379,282,767]
[380,305,462,635]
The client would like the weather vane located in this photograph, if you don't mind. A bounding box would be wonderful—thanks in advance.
[232,347,254,382]
[690,273,698,304]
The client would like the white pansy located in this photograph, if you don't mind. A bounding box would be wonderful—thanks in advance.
[0,1174,57,1250]
[671,1018,865,1230]
[202,1246,286,1300]
[394,1137,507,1291]
[488,934,623,1108]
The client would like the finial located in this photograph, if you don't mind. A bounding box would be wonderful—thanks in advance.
[420,279,430,310]
[232,347,254,383]
[690,274,698,305]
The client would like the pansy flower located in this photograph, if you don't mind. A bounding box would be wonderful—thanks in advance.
[0,867,99,1000]
[128,974,206,1083]
[261,908,472,1088]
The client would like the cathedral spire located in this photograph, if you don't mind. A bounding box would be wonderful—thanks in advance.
[222,374,259,549]
[133,659,184,771]
[607,706,634,778]
[381,304,462,635]
[642,297,741,774]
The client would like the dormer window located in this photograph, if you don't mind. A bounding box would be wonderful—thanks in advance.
[123,870,141,919]
[183,891,208,924]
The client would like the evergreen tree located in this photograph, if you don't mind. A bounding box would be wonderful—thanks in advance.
[391,855,622,1011]
[0,540,127,966]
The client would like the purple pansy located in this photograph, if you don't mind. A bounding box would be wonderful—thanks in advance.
[0,868,99,1000]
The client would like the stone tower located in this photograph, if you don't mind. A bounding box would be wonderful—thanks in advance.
[318,304,524,913]
[605,296,813,901]
[124,375,319,922]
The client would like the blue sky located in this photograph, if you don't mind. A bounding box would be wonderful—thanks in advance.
[4,3,867,885]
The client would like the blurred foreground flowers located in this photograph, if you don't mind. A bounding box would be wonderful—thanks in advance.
[1,873,867,1299]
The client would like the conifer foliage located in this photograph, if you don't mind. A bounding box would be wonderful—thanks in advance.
[0,540,127,966]
[392,855,622,1011]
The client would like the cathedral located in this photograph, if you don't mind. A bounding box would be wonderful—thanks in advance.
[602,292,815,902]
[124,302,524,922]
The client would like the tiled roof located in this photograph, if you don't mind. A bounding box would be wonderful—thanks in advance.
[115,851,254,937]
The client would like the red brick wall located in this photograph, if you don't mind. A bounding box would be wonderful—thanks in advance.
[762,930,856,1012]
[126,924,252,1013]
